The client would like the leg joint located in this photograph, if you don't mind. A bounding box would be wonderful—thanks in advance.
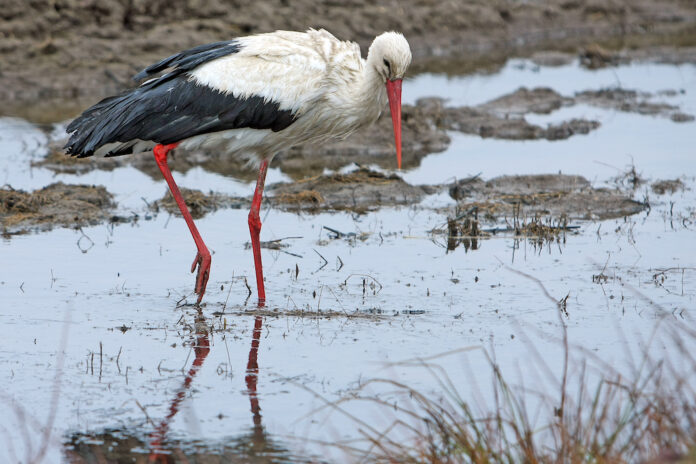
[153,143,179,165]
[248,210,262,230]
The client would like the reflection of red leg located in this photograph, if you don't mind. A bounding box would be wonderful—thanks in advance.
[245,316,263,427]
[149,318,210,462]
[248,160,269,306]
[153,143,212,304]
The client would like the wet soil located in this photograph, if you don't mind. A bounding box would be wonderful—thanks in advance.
[155,188,247,219]
[533,43,696,69]
[2,0,696,118]
[6,170,645,231]
[24,82,676,226]
[268,168,433,214]
[576,89,695,121]
[0,182,118,235]
[448,174,647,221]
[13,166,639,226]
[481,86,694,123]
[213,307,384,320]
[431,96,601,141]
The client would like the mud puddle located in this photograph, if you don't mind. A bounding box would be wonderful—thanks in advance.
[1,58,695,462]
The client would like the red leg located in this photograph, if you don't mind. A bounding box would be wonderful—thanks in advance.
[153,143,212,304]
[249,160,269,306]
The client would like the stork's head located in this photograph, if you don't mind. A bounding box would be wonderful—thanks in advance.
[368,32,412,169]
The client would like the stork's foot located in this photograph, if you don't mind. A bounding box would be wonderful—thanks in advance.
[191,249,211,304]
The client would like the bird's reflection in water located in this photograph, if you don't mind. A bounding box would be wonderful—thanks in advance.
[64,311,304,463]
[148,310,210,463]
[245,315,264,430]
[148,312,271,462]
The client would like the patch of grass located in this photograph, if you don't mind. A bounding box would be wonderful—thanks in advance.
[510,212,571,249]
[445,212,486,252]
[437,204,576,252]
[612,163,645,191]
[330,287,696,463]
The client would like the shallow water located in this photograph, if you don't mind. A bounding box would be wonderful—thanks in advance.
[1,59,695,462]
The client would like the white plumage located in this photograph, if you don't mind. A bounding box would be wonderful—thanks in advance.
[181,29,410,164]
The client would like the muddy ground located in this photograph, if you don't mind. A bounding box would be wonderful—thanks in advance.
[155,187,247,219]
[1,169,660,236]
[1,0,696,118]
[0,182,119,235]
[268,168,435,213]
[447,173,648,221]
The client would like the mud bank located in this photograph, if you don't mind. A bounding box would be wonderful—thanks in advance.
[0,170,650,235]
[268,168,435,213]
[2,0,696,116]
[155,188,247,219]
[0,182,118,235]
[447,173,648,221]
[439,173,649,251]
[576,89,695,121]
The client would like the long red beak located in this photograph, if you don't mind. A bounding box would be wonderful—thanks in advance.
[386,79,402,169]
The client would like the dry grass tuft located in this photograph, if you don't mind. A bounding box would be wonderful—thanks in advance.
[437,204,577,252]
[652,179,685,195]
[330,285,696,464]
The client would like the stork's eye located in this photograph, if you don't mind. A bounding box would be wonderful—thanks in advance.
[383,58,391,72]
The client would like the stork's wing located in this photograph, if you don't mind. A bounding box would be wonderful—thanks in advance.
[188,29,357,115]
[64,32,339,157]
[64,74,297,157]
[132,40,241,82]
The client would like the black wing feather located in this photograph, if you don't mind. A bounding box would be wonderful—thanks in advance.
[65,40,297,158]
[132,40,240,82]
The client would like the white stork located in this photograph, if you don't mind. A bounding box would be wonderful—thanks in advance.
[65,29,412,305]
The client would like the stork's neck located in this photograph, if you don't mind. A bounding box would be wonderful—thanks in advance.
[359,63,388,120]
